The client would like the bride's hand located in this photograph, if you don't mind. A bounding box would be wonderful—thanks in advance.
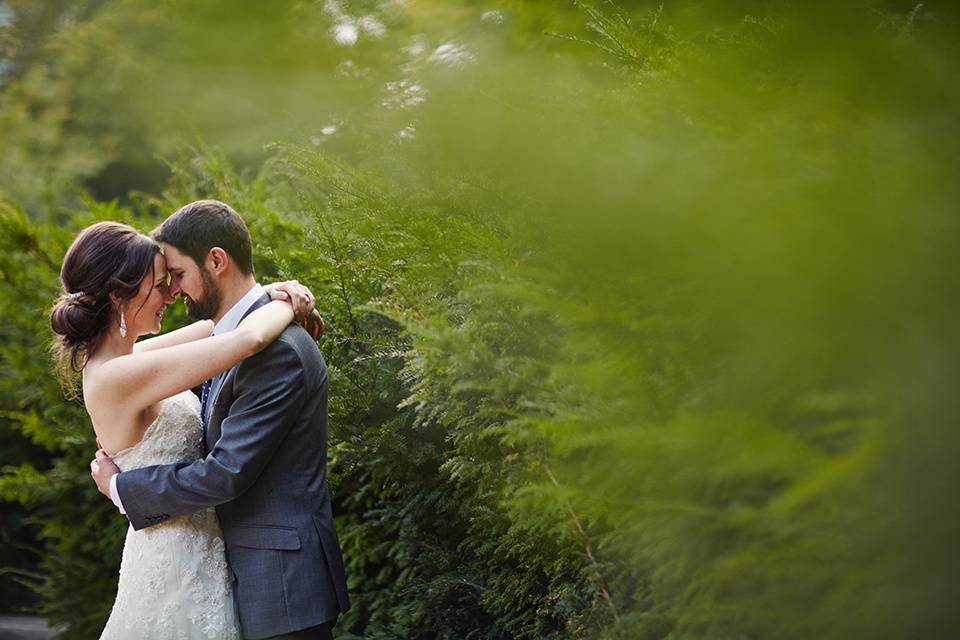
[302,309,325,341]
[266,280,315,322]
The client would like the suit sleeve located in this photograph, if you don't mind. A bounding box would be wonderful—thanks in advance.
[117,338,305,531]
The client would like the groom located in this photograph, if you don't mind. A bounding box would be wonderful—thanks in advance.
[91,200,350,639]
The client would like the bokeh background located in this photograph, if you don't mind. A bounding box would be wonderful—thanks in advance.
[1,1,958,638]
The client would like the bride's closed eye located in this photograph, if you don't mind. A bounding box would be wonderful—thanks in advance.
[154,278,168,293]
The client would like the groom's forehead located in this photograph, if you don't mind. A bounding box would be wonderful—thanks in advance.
[160,243,192,269]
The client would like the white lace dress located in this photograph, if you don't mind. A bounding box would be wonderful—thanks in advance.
[100,390,240,640]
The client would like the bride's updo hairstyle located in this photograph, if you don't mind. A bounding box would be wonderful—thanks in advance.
[50,222,159,384]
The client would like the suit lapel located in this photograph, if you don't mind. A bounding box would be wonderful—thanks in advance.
[203,370,228,453]
[205,370,228,423]
[202,293,272,452]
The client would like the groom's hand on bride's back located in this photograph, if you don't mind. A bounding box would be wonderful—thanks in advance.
[90,447,119,499]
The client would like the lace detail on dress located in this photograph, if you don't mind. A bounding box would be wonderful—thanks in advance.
[100,391,239,640]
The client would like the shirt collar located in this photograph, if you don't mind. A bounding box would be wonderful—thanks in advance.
[212,283,264,336]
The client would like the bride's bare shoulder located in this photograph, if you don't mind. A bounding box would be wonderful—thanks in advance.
[82,349,151,406]
[82,358,142,451]
[82,364,118,425]
[82,356,119,409]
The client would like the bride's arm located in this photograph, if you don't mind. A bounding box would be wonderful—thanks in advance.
[96,300,297,414]
[133,281,317,354]
[133,320,215,354]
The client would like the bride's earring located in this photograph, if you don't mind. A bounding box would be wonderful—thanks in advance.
[119,311,127,338]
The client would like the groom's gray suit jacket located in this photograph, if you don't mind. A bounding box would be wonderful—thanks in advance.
[116,295,350,639]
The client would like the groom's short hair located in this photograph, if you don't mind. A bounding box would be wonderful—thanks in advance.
[152,200,254,275]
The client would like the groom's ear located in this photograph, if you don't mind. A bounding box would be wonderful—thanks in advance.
[207,247,230,275]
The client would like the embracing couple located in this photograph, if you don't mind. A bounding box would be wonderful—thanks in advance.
[51,200,350,639]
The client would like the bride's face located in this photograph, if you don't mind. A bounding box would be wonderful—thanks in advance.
[125,253,175,337]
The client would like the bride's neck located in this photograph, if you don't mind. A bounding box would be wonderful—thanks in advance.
[91,326,137,362]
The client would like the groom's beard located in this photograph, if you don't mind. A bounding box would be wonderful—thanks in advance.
[184,268,222,321]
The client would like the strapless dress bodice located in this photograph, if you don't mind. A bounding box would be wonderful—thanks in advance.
[113,390,203,471]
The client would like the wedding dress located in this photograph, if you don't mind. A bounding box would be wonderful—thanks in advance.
[100,390,239,639]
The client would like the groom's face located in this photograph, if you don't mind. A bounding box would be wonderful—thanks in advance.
[161,243,222,321]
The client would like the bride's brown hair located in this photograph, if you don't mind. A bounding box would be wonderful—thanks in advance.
[50,222,159,394]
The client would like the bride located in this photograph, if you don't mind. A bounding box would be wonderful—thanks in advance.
[50,221,318,638]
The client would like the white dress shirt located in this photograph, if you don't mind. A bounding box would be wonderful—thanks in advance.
[109,284,264,514]
[212,283,265,336]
